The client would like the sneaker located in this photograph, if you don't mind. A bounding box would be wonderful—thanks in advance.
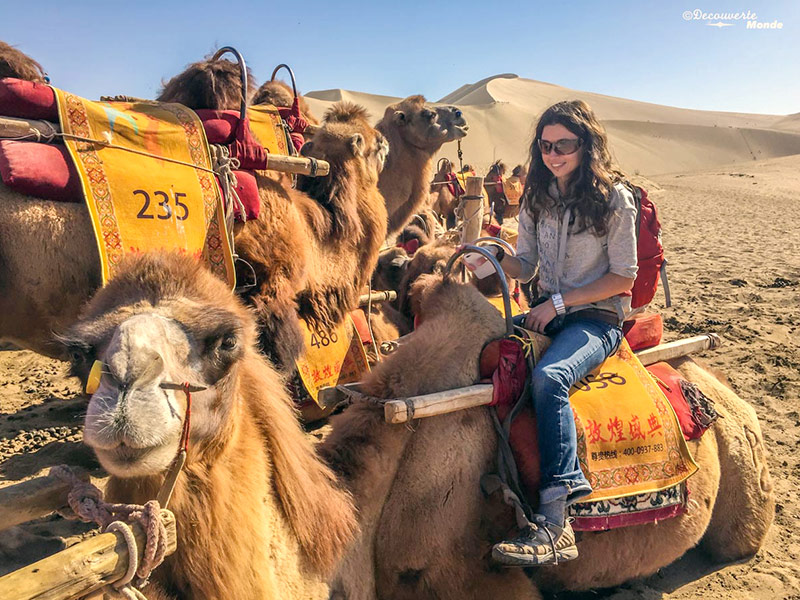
[491,516,578,567]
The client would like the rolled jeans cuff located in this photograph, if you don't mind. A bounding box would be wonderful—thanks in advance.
[540,480,593,506]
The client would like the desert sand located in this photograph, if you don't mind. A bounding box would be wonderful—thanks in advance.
[1,77,798,598]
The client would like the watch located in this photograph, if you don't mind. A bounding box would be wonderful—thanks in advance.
[551,293,566,316]
[492,246,505,263]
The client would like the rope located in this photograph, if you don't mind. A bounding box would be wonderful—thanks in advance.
[208,144,246,238]
[49,465,169,599]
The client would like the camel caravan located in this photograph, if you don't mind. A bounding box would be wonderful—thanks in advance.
[0,41,776,600]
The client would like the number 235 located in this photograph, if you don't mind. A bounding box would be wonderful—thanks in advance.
[135,190,189,220]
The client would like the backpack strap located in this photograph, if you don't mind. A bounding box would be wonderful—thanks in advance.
[660,259,673,307]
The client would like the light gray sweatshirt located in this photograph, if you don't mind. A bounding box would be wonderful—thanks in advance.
[516,181,638,319]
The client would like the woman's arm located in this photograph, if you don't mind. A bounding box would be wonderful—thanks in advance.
[524,272,634,332]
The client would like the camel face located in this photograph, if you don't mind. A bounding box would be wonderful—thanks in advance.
[81,313,197,476]
[384,96,469,152]
[62,253,251,478]
[435,105,469,141]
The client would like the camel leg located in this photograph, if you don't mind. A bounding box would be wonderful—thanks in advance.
[670,357,775,561]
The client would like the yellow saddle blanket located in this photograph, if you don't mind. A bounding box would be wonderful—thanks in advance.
[247,105,291,156]
[54,89,235,287]
[569,339,698,501]
[295,316,371,406]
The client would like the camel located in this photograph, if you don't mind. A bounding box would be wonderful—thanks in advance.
[62,252,771,599]
[60,251,357,599]
[0,40,46,81]
[485,160,508,224]
[0,56,388,372]
[234,102,389,368]
[377,95,468,236]
[252,79,320,125]
[323,271,774,598]
[430,158,459,229]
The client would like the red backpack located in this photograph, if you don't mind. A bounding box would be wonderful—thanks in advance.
[628,185,671,309]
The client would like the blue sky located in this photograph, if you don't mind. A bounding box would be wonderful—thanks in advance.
[3,0,798,115]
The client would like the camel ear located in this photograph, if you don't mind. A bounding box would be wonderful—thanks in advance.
[350,133,365,157]
[393,110,407,125]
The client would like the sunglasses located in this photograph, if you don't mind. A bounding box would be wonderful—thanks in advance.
[537,137,583,155]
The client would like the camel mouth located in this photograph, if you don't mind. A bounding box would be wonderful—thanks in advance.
[92,438,180,478]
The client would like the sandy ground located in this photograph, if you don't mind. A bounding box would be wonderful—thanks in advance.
[1,155,798,597]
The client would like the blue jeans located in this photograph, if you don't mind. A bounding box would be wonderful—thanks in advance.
[523,317,623,506]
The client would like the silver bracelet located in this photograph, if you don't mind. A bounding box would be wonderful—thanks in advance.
[551,293,566,316]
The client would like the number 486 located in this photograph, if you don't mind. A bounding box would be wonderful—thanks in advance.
[135,189,189,220]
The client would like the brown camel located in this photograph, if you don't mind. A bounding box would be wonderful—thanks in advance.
[323,272,774,598]
[430,158,459,229]
[63,253,771,599]
[252,79,320,125]
[60,251,357,599]
[0,40,46,81]
[485,160,508,224]
[234,102,389,368]
[377,96,468,236]
[0,58,388,372]
[156,56,257,108]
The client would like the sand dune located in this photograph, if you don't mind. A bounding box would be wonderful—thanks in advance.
[306,74,800,176]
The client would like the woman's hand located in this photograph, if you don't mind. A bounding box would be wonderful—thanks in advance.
[525,299,557,333]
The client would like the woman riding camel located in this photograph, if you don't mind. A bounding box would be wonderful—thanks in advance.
[468,100,638,566]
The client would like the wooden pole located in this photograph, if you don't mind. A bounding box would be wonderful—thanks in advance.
[459,176,484,245]
[0,116,60,140]
[636,333,721,366]
[0,470,89,532]
[384,384,493,424]
[263,153,330,176]
[0,510,177,600]
[0,116,329,176]
[383,334,722,424]
[358,290,397,306]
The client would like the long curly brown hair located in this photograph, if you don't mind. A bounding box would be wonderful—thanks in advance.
[521,100,627,236]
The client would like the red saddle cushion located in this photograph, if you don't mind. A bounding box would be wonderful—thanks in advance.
[0,140,81,201]
[0,77,58,121]
[646,362,715,441]
[623,311,663,351]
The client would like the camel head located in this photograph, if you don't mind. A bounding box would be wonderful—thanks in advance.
[0,40,46,82]
[252,79,320,125]
[380,95,469,152]
[60,252,254,478]
[299,102,389,201]
[157,55,256,110]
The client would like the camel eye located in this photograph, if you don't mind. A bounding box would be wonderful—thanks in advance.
[220,334,237,351]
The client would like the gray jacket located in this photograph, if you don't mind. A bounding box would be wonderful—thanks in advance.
[516,181,638,320]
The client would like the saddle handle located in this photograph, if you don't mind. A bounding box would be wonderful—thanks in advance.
[473,236,516,257]
[270,64,298,100]
[210,46,249,123]
[445,245,514,336]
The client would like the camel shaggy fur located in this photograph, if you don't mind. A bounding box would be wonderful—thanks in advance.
[61,252,357,600]
[323,273,773,598]
[156,56,256,109]
[252,79,320,125]
[0,40,46,82]
[377,96,468,236]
